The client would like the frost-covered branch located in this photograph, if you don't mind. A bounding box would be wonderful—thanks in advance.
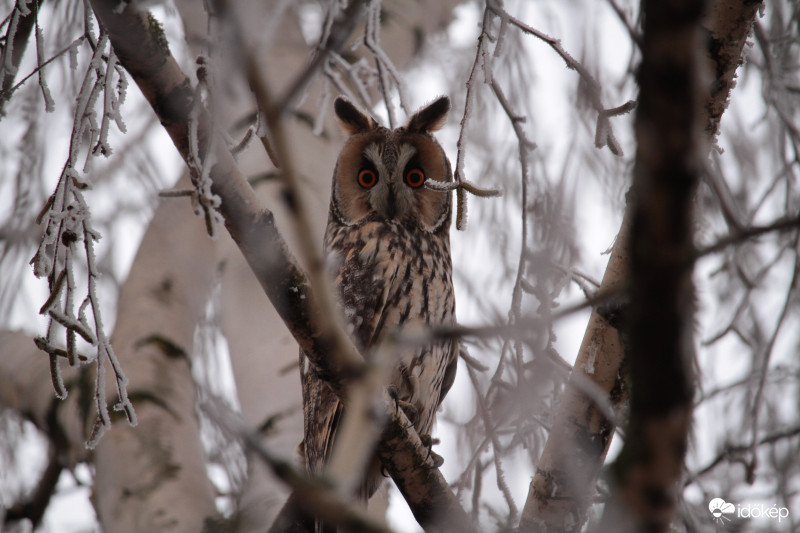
[685,424,800,486]
[309,1,410,131]
[449,5,507,231]
[275,0,366,114]
[87,0,472,529]
[486,0,634,156]
[0,0,36,113]
[30,27,135,448]
[362,0,408,128]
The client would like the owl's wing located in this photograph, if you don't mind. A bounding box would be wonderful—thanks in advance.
[437,339,459,408]
[300,349,343,476]
[299,228,389,484]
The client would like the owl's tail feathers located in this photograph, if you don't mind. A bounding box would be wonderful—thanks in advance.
[268,491,317,532]
[271,440,383,532]
[360,456,385,502]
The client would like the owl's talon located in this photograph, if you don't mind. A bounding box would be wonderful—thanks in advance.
[429,451,444,468]
[419,434,444,468]
[387,386,419,425]
[387,385,399,401]
[399,401,419,425]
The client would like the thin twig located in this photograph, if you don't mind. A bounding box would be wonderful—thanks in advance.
[487,0,630,155]
[745,242,799,482]
[684,425,800,486]
[467,364,519,523]
[605,0,642,47]
[275,1,367,113]
[694,214,800,261]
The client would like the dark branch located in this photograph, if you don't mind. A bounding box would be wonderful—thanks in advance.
[598,0,704,530]
[685,425,800,485]
[694,214,800,261]
[0,0,37,112]
[4,399,69,529]
[87,1,471,529]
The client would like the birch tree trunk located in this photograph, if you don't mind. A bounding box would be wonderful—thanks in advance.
[92,175,219,532]
[0,177,220,532]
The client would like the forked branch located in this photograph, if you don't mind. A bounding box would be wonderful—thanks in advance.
[87,0,472,530]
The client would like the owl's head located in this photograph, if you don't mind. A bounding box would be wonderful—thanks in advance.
[330,96,453,233]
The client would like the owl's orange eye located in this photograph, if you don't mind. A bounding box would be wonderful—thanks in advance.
[358,168,377,188]
[405,168,425,188]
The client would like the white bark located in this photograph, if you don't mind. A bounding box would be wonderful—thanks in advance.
[92,175,219,532]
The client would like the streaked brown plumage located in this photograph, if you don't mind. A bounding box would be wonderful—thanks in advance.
[299,96,458,504]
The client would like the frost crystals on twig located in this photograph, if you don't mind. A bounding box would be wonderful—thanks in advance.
[179,54,224,238]
[30,29,136,448]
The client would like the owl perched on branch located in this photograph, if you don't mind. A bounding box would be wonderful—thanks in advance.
[300,96,458,503]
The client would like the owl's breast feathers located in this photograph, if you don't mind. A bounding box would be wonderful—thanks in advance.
[324,218,457,435]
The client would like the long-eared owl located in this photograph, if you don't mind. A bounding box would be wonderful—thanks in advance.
[300,96,458,501]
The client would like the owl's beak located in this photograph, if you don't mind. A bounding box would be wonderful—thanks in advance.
[372,179,409,220]
[384,186,397,219]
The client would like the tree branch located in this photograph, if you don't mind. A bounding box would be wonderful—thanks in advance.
[694,213,800,261]
[201,399,393,533]
[518,0,764,531]
[684,425,800,486]
[87,0,471,529]
[3,401,66,529]
[0,0,37,113]
[596,0,705,529]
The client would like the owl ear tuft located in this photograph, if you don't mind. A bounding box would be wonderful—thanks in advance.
[406,96,450,133]
[334,97,377,136]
